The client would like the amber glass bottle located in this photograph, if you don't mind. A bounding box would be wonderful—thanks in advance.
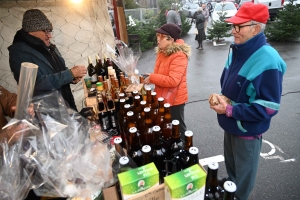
[151,91,158,123]
[154,97,165,127]
[140,107,153,147]
[152,125,167,184]
[205,162,224,200]
[142,145,153,165]
[222,181,236,200]
[127,127,143,167]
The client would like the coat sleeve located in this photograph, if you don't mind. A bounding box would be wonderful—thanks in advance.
[9,44,73,92]
[0,86,17,118]
[149,52,187,88]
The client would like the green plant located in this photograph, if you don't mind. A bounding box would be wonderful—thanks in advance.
[265,1,300,42]
[207,4,231,41]
[127,0,191,51]
[124,0,139,9]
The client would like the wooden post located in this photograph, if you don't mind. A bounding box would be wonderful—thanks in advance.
[116,0,128,44]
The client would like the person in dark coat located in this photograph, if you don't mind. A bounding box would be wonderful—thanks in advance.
[8,9,87,111]
[195,7,206,50]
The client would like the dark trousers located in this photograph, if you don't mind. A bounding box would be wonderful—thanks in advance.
[170,103,187,139]
[224,131,262,200]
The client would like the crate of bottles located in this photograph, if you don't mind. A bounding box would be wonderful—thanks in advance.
[164,164,207,200]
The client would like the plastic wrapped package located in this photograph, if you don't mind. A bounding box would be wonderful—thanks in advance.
[1,91,114,199]
[107,40,142,84]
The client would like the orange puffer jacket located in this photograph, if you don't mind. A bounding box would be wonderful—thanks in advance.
[149,39,191,106]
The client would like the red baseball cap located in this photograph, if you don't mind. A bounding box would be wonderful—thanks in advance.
[225,2,269,24]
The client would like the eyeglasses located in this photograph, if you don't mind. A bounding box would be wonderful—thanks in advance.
[231,24,258,33]
[43,30,54,36]
[156,33,172,40]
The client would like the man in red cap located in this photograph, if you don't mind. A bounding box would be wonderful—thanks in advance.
[210,2,286,199]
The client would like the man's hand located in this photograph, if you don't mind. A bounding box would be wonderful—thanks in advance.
[72,77,82,84]
[71,65,87,78]
[210,95,229,114]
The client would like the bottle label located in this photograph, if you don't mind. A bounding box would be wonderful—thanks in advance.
[92,74,98,82]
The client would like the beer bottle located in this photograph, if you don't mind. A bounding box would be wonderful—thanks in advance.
[119,156,132,173]
[114,137,126,157]
[154,97,165,127]
[127,127,143,167]
[98,101,110,131]
[119,103,131,150]
[161,103,172,165]
[142,145,152,165]
[170,120,182,156]
[132,90,139,97]
[137,100,146,136]
[133,95,141,122]
[152,125,167,184]
[113,79,120,113]
[141,107,153,146]
[96,55,106,78]
[187,147,199,168]
[183,130,194,168]
[151,91,158,123]
[119,74,126,94]
[145,87,152,108]
[222,181,236,200]
[139,76,147,101]
[87,56,97,84]
[125,111,136,144]
[205,162,224,200]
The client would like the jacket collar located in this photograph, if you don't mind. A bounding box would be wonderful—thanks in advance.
[155,39,191,58]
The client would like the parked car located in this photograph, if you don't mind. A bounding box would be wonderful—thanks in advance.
[283,0,300,6]
[211,1,237,22]
[252,0,284,20]
[181,3,200,18]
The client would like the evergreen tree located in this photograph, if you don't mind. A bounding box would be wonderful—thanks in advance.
[206,4,231,42]
[265,1,300,42]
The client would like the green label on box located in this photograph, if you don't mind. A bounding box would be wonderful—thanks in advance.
[164,164,206,199]
[118,162,159,195]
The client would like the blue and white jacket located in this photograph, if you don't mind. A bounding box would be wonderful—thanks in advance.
[218,32,286,136]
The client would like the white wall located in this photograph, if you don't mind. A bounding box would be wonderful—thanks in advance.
[0,0,115,110]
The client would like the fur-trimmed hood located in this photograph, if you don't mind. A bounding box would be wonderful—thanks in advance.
[155,39,191,58]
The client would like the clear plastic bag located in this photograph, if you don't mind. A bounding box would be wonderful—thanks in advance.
[1,91,114,199]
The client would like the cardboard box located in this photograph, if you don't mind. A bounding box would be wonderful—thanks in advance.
[103,185,120,200]
[127,183,164,200]
[118,162,159,200]
[164,164,207,200]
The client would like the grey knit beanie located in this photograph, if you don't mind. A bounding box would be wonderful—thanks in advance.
[22,9,53,32]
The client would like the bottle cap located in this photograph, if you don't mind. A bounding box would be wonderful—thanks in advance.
[158,97,164,101]
[223,181,237,193]
[151,91,157,95]
[134,95,140,99]
[185,130,193,137]
[172,120,179,125]
[133,90,139,94]
[120,98,126,103]
[142,145,151,153]
[140,101,146,105]
[124,104,131,109]
[164,103,170,108]
[189,147,199,155]
[119,93,125,97]
[114,137,122,144]
[119,156,129,165]
[129,127,137,133]
[144,107,150,112]
[153,126,161,131]
[208,162,219,170]
[127,111,134,116]
[96,82,102,86]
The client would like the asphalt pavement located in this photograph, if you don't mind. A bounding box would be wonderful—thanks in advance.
[136,25,300,199]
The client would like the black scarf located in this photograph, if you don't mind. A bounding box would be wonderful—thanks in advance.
[13,29,77,111]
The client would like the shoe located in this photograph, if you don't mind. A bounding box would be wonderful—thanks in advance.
[199,47,203,50]
[196,46,200,49]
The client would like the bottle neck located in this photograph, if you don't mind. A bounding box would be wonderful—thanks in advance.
[206,168,219,187]
[184,136,193,151]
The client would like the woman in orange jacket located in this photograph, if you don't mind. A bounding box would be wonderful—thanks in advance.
[144,23,191,137]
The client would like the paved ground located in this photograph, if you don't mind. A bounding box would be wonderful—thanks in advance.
[136,26,300,199]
